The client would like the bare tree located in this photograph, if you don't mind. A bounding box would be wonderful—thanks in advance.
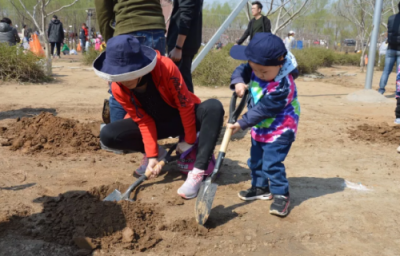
[265,0,311,34]
[337,0,374,72]
[9,0,79,75]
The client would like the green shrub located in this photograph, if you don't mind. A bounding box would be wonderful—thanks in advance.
[82,47,103,66]
[0,44,50,82]
[192,44,245,87]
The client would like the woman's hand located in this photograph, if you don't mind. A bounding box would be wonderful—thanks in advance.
[235,83,248,98]
[227,122,241,135]
[147,158,162,179]
[177,141,193,154]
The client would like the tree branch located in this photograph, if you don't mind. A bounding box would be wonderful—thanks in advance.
[46,0,79,17]
[45,0,52,7]
[16,0,42,32]
[273,0,310,33]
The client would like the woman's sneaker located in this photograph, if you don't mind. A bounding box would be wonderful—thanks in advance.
[395,118,400,125]
[177,170,204,199]
[135,146,167,176]
[269,194,290,217]
[238,186,272,201]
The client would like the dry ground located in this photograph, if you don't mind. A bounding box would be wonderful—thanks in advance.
[0,56,399,256]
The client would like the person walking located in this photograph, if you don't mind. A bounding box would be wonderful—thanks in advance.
[235,1,271,45]
[379,2,400,95]
[95,0,167,123]
[0,17,20,46]
[167,0,204,93]
[47,15,64,58]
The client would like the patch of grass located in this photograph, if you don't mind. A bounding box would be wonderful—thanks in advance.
[192,43,245,87]
[0,44,50,83]
[82,47,103,66]
[292,48,361,75]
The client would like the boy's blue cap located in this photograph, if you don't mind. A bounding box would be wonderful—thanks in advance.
[230,33,287,66]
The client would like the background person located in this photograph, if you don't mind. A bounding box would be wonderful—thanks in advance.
[284,31,296,52]
[0,17,20,46]
[235,1,271,45]
[47,15,64,58]
[167,0,204,93]
[379,2,400,95]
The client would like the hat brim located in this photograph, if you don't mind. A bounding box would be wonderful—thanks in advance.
[93,45,157,82]
[229,45,248,61]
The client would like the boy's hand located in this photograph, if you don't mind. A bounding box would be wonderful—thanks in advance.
[227,122,241,135]
[235,83,248,98]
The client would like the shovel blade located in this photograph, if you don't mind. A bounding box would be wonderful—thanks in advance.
[195,179,218,226]
[103,189,122,202]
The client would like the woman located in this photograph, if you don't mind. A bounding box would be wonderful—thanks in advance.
[94,35,224,199]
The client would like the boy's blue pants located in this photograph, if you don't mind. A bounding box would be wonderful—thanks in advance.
[248,139,292,195]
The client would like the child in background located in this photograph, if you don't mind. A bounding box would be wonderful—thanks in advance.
[95,35,102,51]
[61,43,70,55]
[228,33,300,217]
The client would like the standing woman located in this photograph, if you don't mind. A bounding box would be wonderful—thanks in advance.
[94,35,224,199]
[47,15,64,58]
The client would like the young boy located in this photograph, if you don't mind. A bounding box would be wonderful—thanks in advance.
[227,33,300,217]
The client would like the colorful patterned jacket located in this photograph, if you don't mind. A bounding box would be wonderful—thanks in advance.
[230,52,300,144]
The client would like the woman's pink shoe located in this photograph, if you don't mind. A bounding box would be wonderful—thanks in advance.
[177,169,204,199]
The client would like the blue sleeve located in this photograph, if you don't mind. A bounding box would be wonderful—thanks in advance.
[238,85,289,129]
[230,63,252,90]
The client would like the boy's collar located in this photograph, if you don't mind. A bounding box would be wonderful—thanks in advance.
[274,52,297,82]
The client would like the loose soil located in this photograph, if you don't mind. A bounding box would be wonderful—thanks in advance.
[0,184,165,253]
[0,112,100,156]
[348,122,400,144]
[0,60,400,256]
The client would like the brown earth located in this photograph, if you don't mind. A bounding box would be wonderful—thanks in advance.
[0,58,400,256]
[348,122,400,144]
[0,112,100,156]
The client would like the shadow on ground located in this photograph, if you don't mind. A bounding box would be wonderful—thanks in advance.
[0,108,57,120]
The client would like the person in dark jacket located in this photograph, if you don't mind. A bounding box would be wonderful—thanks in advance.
[167,0,203,93]
[0,17,20,46]
[47,15,64,58]
[236,1,271,45]
[379,2,400,95]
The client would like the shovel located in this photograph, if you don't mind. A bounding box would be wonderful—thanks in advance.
[103,144,179,202]
[195,90,249,225]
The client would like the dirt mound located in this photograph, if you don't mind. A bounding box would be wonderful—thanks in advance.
[0,112,100,155]
[159,218,208,237]
[15,185,164,252]
[348,123,400,144]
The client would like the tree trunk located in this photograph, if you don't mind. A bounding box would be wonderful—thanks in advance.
[40,0,52,76]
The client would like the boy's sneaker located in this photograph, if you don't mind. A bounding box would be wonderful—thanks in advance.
[238,186,273,201]
[270,194,290,217]
[397,145,400,153]
[177,170,204,199]
[135,145,168,176]
[394,118,400,125]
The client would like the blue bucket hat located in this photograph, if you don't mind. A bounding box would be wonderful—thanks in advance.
[93,35,157,82]
[230,33,287,66]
